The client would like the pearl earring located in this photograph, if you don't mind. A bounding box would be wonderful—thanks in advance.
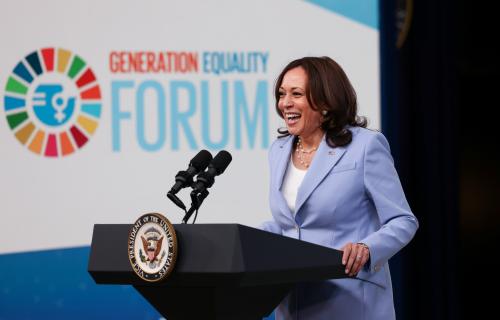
[321,110,328,116]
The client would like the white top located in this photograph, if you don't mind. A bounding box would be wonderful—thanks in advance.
[281,156,307,215]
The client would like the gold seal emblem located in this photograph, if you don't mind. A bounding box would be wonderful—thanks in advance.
[128,212,177,282]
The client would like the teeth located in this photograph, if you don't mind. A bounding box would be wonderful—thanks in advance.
[285,112,301,120]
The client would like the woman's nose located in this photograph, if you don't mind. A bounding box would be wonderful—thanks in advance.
[282,95,292,107]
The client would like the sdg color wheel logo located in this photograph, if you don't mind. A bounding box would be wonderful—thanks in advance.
[3,48,102,157]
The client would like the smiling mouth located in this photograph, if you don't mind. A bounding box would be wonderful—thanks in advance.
[285,112,301,125]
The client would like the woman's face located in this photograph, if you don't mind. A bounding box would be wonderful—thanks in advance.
[278,67,323,138]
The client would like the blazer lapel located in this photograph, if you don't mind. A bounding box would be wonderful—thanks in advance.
[295,138,347,216]
[273,136,294,218]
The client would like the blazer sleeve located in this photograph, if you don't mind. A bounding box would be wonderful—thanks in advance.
[358,132,419,273]
[259,220,282,234]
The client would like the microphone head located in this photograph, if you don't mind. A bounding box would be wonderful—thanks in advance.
[189,150,213,172]
[210,150,232,175]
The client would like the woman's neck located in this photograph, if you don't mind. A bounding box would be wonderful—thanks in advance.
[298,130,324,150]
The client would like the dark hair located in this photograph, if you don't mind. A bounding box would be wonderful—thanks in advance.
[275,56,367,147]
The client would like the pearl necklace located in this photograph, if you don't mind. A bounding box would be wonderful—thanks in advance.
[295,137,318,168]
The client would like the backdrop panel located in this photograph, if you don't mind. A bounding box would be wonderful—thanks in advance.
[0,0,379,318]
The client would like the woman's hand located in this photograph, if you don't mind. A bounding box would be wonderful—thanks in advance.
[341,242,370,276]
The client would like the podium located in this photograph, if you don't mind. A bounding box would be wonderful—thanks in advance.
[88,224,348,320]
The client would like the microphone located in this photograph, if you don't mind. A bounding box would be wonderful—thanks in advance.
[167,150,212,210]
[182,150,232,223]
[168,150,213,194]
[191,150,232,194]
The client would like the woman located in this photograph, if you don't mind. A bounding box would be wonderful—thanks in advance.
[261,56,418,320]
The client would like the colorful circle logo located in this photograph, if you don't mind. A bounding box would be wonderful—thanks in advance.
[3,48,102,157]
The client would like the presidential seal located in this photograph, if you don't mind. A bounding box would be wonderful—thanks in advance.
[128,212,177,282]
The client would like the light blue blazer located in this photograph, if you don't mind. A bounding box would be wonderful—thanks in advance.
[261,127,419,320]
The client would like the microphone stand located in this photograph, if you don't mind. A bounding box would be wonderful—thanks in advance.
[167,170,193,215]
[182,189,209,224]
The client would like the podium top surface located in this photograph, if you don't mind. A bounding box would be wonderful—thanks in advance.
[88,223,347,287]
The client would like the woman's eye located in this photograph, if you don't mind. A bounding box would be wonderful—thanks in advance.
[278,92,285,97]
[293,92,302,97]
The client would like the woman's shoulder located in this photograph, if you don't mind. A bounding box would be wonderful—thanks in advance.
[351,126,386,141]
[269,135,293,151]
[349,127,390,151]
[268,135,293,163]
[348,129,394,164]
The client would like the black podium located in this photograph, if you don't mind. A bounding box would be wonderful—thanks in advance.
[88,224,347,320]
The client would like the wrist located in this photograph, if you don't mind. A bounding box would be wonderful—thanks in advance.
[357,242,370,254]
[357,242,371,270]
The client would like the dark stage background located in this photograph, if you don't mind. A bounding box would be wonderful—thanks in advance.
[380,1,499,319]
